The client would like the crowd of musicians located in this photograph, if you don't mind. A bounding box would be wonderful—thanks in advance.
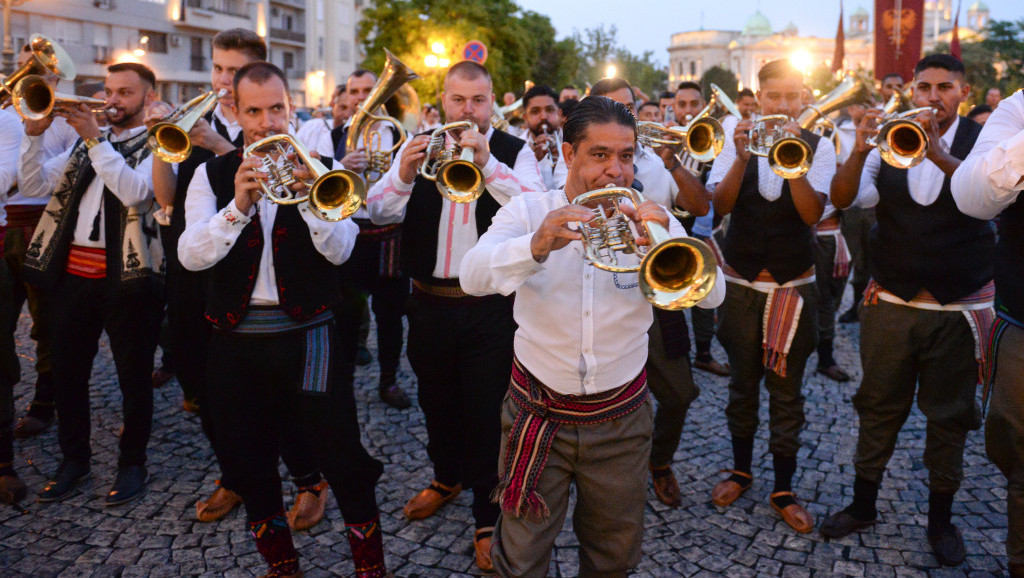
[0,25,1022,578]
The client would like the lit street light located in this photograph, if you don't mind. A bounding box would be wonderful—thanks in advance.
[605,64,617,78]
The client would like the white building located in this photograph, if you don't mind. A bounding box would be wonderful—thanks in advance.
[0,0,359,107]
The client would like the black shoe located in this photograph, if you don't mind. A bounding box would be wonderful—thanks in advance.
[928,524,966,566]
[816,364,852,382]
[355,347,373,366]
[379,384,412,409]
[13,414,55,438]
[838,307,859,324]
[819,508,876,538]
[37,461,90,503]
[106,465,148,506]
[0,474,27,505]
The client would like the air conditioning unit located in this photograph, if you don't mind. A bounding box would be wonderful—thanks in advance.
[170,34,182,48]
[94,0,113,9]
[271,7,280,16]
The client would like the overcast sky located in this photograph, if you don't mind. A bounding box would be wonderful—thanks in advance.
[515,0,1024,66]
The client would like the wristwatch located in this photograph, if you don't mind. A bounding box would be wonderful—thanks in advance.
[84,136,107,150]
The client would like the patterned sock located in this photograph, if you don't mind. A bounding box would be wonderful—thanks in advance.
[249,511,300,577]
[346,515,387,578]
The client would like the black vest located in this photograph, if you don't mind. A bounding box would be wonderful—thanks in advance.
[401,129,526,280]
[997,199,1024,322]
[202,149,341,329]
[721,129,821,284]
[870,117,993,304]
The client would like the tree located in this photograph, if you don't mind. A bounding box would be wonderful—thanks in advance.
[699,66,739,99]
[929,40,999,106]
[982,19,1024,95]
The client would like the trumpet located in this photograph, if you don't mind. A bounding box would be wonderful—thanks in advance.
[419,121,486,204]
[243,133,365,221]
[346,49,419,186]
[538,120,560,166]
[9,74,111,121]
[0,34,76,105]
[866,91,932,169]
[637,118,724,164]
[571,186,718,310]
[747,71,871,179]
[147,89,226,163]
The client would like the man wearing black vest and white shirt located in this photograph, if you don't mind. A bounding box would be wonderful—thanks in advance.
[178,61,387,578]
[952,88,1024,578]
[366,59,541,572]
[707,59,834,534]
[18,63,163,506]
[821,55,991,567]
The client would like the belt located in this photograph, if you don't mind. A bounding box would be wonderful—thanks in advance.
[412,279,470,299]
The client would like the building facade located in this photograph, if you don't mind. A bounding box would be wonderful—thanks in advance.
[0,0,359,108]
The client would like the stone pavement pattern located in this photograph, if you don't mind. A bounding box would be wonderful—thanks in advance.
[0,289,1012,577]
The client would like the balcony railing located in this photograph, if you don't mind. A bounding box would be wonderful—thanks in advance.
[270,28,305,42]
[186,0,247,18]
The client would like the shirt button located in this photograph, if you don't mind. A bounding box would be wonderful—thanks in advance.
[224,242,230,246]
[313,231,319,235]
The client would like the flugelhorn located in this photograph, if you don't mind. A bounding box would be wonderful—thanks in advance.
[867,90,931,169]
[419,121,486,204]
[0,34,76,105]
[637,119,725,165]
[243,133,365,221]
[9,74,110,121]
[147,89,227,163]
[346,49,419,186]
[571,186,718,310]
[747,72,871,178]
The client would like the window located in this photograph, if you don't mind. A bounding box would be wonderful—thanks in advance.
[141,30,168,53]
[690,61,696,77]
[283,52,294,70]
[190,37,205,71]
[339,40,351,62]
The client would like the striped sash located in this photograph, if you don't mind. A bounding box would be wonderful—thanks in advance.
[65,245,107,279]
[983,309,1024,415]
[814,217,851,278]
[494,358,648,521]
[228,307,334,394]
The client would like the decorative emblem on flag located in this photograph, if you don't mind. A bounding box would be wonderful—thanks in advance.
[882,5,917,56]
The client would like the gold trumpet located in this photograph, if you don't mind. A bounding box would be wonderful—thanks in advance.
[243,133,365,221]
[637,119,725,164]
[147,89,227,163]
[867,90,932,169]
[571,186,718,310]
[346,49,419,186]
[747,71,871,178]
[0,34,76,105]
[419,121,486,204]
[9,74,110,121]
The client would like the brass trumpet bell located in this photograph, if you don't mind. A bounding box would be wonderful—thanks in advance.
[148,89,226,163]
[10,74,108,121]
[871,107,933,169]
[419,121,486,204]
[0,34,76,103]
[571,186,718,310]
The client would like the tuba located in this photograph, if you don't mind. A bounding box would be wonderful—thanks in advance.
[345,49,419,186]
[419,121,486,204]
[9,74,109,121]
[747,71,871,179]
[243,133,365,221]
[571,186,718,310]
[867,90,931,169]
[0,34,76,105]
[147,89,226,163]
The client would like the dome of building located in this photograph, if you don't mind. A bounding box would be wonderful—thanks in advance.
[968,1,989,12]
[783,21,799,36]
[743,11,773,36]
[852,6,869,17]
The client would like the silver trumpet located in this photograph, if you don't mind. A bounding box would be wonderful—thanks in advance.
[147,89,227,163]
[571,186,718,310]
[9,74,110,121]
[419,121,486,204]
[243,133,365,221]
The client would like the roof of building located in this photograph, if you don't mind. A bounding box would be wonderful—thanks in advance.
[743,11,773,36]
[968,1,989,12]
[852,6,869,17]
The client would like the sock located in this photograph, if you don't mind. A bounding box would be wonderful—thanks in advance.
[293,471,323,494]
[771,455,797,508]
[853,281,867,304]
[928,490,955,536]
[695,340,713,360]
[817,339,836,369]
[249,511,300,577]
[346,515,387,578]
[845,476,880,521]
[379,371,396,388]
[0,462,15,477]
[728,436,754,485]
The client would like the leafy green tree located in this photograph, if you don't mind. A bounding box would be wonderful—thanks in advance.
[929,41,999,106]
[699,66,740,99]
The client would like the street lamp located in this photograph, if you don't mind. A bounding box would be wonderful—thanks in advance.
[605,64,617,78]
[1,0,30,74]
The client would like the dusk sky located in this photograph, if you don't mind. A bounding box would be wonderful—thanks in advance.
[515,0,1024,65]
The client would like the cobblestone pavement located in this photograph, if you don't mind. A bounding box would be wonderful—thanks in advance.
[0,288,1012,577]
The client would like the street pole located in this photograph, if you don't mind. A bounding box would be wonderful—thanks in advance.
[1,0,28,75]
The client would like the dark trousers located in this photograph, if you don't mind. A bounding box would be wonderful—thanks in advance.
[814,235,849,343]
[406,291,514,527]
[986,323,1024,566]
[206,319,382,524]
[0,261,17,465]
[841,207,875,292]
[690,233,719,349]
[49,273,162,467]
[717,281,818,457]
[853,300,982,493]
[647,318,699,467]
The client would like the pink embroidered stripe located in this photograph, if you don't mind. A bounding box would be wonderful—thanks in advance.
[761,287,804,378]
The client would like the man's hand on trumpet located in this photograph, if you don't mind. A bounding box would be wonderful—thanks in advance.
[234,155,267,215]
[458,125,491,167]
[57,102,102,141]
[619,200,670,247]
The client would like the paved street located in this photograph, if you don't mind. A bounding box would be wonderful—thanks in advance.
[0,288,1012,577]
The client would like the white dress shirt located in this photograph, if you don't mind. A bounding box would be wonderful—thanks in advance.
[296,116,334,157]
[952,90,1024,220]
[213,104,243,143]
[706,123,836,201]
[8,116,80,209]
[0,109,23,225]
[459,189,725,395]
[366,125,543,279]
[178,162,358,305]
[18,125,155,248]
[835,118,858,165]
[851,116,961,209]
[524,128,562,191]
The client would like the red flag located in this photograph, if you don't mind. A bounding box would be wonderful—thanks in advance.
[951,0,962,60]
[874,0,926,81]
[832,1,846,73]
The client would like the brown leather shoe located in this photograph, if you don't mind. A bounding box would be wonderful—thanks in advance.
[474,526,494,572]
[0,473,27,505]
[196,484,242,522]
[403,480,461,520]
[13,414,54,438]
[771,491,814,533]
[288,480,330,531]
[152,369,174,389]
[711,470,752,507]
[650,464,682,507]
[182,398,200,415]
[693,358,731,377]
